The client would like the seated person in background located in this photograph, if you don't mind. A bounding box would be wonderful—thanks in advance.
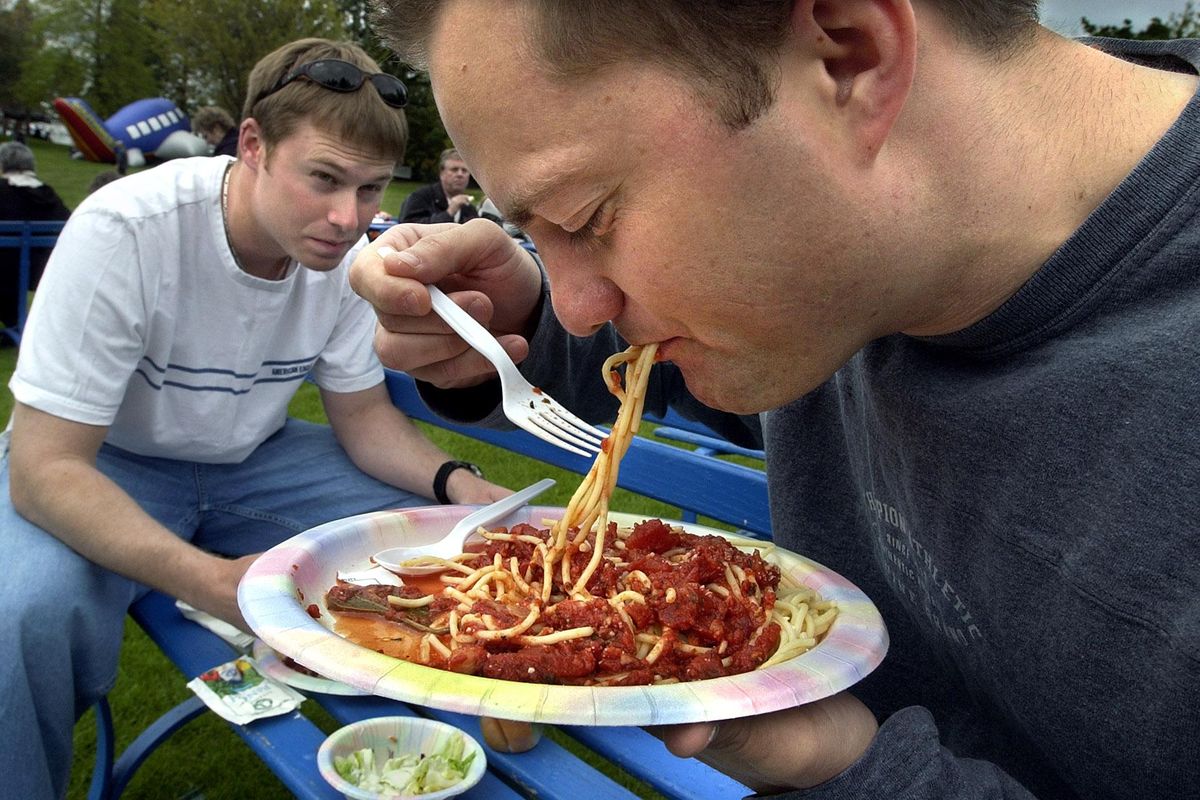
[0,141,70,332]
[86,169,123,195]
[0,36,509,800]
[399,146,479,223]
[191,105,239,157]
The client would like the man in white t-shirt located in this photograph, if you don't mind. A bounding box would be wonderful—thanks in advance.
[0,38,510,799]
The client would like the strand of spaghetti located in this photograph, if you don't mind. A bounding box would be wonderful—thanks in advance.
[643,634,668,665]
[425,633,452,660]
[612,601,636,634]
[483,532,548,545]
[568,345,657,595]
[604,353,629,404]
[509,557,530,593]
[473,604,541,640]
[387,594,435,608]
[517,626,594,645]
[392,556,475,574]
[539,543,556,605]
[552,345,650,548]
[443,587,475,605]
[449,560,503,593]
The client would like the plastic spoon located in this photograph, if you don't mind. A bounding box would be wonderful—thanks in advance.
[374,478,556,576]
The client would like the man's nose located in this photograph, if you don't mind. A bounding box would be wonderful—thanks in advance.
[543,255,624,337]
[327,191,359,229]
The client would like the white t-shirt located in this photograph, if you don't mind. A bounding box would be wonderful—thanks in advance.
[10,156,384,463]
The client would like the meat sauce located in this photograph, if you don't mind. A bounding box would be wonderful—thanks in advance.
[325,519,785,686]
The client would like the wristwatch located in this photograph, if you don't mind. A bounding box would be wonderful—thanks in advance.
[433,460,484,504]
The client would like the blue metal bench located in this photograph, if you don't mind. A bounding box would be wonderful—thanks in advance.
[89,370,768,799]
[0,220,66,344]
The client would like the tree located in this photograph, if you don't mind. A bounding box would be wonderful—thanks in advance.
[91,0,161,114]
[147,0,348,116]
[0,0,39,125]
[1081,1,1200,39]
[8,0,97,118]
[397,69,452,184]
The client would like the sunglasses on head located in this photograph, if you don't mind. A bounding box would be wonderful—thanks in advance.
[254,58,408,109]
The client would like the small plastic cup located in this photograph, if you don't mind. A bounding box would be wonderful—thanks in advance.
[317,716,487,800]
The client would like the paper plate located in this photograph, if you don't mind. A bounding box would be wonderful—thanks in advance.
[238,505,888,726]
[251,639,367,696]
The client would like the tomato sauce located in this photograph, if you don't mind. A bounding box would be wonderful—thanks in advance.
[325,519,790,686]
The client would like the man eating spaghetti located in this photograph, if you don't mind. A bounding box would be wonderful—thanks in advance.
[350,2,1199,798]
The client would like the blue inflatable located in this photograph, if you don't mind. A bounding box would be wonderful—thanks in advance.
[53,96,209,164]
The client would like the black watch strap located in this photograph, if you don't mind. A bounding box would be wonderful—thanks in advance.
[433,460,483,504]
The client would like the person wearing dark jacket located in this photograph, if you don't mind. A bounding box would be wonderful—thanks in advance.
[0,141,70,333]
[398,147,479,223]
[191,106,239,158]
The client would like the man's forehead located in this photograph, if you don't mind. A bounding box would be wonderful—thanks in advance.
[291,139,394,182]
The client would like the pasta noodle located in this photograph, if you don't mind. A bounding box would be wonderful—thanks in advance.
[325,345,837,685]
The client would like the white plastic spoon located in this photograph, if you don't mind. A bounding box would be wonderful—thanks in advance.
[373,478,556,576]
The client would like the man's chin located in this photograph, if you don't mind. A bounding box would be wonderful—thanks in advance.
[299,242,354,269]
[676,366,767,415]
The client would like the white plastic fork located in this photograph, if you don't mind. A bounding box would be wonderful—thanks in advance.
[427,284,607,457]
[373,477,556,576]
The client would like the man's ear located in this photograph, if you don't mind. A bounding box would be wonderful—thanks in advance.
[237,118,266,171]
[795,0,917,161]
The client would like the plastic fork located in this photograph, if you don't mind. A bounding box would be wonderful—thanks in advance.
[337,477,557,586]
[373,477,556,575]
[427,285,606,457]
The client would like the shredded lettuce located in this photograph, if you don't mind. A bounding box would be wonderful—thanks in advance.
[333,732,475,795]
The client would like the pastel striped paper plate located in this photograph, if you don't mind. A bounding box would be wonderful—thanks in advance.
[238,505,888,725]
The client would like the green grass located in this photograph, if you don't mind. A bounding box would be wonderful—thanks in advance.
[6,139,762,798]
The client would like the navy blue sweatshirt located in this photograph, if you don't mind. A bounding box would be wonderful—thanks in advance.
[421,37,1200,800]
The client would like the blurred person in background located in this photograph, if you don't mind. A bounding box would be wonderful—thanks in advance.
[192,105,239,157]
[399,146,479,223]
[0,141,70,334]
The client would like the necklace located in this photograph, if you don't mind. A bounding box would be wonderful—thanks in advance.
[220,162,250,273]
[220,162,291,280]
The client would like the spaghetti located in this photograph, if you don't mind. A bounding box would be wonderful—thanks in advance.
[325,345,837,685]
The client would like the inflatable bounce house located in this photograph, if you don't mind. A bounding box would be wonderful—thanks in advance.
[52,96,209,165]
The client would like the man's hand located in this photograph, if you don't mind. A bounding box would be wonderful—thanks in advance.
[651,692,878,793]
[447,193,475,215]
[179,553,263,634]
[479,718,542,753]
[446,469,513,504]
[348,219,543,388]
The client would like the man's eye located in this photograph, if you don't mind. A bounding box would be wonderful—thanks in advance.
[567,207,607,245]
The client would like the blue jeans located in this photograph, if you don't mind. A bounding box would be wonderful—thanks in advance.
[0,419,428,799]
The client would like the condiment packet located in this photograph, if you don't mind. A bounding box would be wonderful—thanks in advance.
[186,656,306,725]
[175,600,256,652]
